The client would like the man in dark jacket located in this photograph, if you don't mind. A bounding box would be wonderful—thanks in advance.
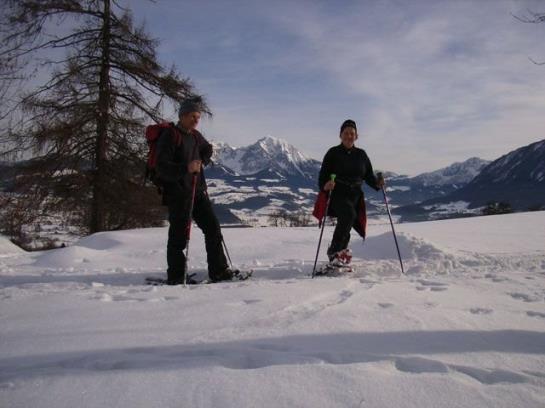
[318,119,384,265]
[156,96,233,284]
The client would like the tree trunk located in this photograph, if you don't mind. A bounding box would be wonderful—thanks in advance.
[91,0,111,233]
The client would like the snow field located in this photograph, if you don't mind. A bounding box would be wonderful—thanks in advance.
[1,212,545,407]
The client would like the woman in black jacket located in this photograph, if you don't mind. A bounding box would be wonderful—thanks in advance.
[318,119,384,265]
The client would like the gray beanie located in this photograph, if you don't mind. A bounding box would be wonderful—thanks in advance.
[178,96,205,116]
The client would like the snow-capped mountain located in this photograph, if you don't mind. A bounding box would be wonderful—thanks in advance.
[211,136,320,180]
[410,157,490,187]
[201,137,322,225]
[395,139,545,221]
[365,157,491,209]
[451,139,545,208]
[474,139,545,185]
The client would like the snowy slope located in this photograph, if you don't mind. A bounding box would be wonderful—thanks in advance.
[0,236,23,257]
[1,212,545,408]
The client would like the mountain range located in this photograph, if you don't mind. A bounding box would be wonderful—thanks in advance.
[2,136,543,226]
[395,139,545,221]
[371,157,490,209]
[205,136,541,225]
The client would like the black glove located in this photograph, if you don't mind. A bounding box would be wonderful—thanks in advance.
[200,143,213,165]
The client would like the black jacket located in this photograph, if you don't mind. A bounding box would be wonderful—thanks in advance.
[156,125,213,203]
[319,144,379,192]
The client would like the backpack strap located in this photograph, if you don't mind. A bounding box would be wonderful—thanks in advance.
[167,123,183,147]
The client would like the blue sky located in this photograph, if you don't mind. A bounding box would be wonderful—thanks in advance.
[128,0,545,175]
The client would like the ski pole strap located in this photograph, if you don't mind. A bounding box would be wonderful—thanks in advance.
[325,174,336,198]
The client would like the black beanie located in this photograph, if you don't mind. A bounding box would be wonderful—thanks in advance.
[340,119,357,134]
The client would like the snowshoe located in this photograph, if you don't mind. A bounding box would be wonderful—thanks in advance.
[146,269,253,286]
[145,273,200,286]
[210,268,253,283]
[233,269,253,281]
[315,262,353,276]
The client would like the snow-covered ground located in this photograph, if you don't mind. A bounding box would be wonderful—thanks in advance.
[1,212,545,408]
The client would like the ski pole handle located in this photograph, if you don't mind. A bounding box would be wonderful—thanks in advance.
[324,174,336,192]
[376,171,386,189]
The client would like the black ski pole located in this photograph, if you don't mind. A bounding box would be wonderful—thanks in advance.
[221,237,233,269]
[377,172,405,275]
[312,174,336,278]
[184,173,198,285]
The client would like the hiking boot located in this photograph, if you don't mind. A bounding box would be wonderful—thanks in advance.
[338,249,352,265]
[210,268,236,283]
[328,249,352,266]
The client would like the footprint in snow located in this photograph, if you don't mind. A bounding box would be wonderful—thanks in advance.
[394,357,529,385]
[415,280,449,292]
[243,299,262,305]
[484,273,507,283]
[424,302,438,309]
[394,357,449,374]
[338,289,354,304]
[417,279,448,287]
[470,307,493,315]
[378,303,394,309]
[509,292,540,303]
[526,311,545,319]
[451,365,529,385]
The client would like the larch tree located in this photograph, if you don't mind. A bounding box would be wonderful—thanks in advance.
[0,0,208,237]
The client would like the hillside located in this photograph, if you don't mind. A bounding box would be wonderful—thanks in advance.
[396,139,545,221]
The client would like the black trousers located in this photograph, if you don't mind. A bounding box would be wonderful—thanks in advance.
[166,191,228,281]
[327,187,363,257]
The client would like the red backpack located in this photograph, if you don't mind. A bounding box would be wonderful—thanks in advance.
[144,122,182,187]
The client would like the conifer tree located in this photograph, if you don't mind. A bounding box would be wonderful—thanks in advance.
[0,0,208,233]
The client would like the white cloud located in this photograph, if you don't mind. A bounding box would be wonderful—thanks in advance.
[247,0,545,174]
[131,0,545,175]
